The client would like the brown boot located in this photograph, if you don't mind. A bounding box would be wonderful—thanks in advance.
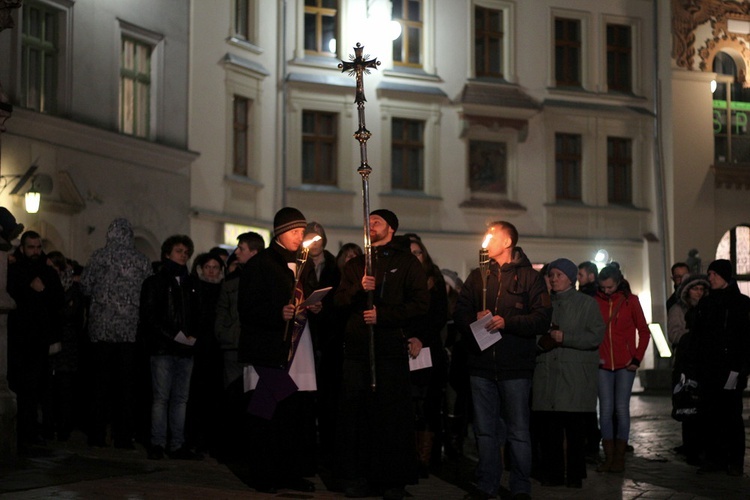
[416,431,434,478]
[610,439,627,472]
[596,439,614,472]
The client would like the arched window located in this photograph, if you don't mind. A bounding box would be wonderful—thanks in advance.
[715,224,750,297]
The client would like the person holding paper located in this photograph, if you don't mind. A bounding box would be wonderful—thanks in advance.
[237,207,320,494]
[454,221,551,500]
[333,209,429,500]
[687,259,750,477]
[139,234,201,461]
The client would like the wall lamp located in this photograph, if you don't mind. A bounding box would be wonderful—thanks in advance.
[0,165,53,214]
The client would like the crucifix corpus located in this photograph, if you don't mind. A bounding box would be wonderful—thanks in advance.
[339,43,380,391]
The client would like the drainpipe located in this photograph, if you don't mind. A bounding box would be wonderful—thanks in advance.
[278,0,288,208]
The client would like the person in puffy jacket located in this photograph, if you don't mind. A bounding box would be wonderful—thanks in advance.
[594,262,649,473]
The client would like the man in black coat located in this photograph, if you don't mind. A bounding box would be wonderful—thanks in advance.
[334,209,429,500]
[237,207,321,494]
[454,221,551,500]
[7,230,64,447]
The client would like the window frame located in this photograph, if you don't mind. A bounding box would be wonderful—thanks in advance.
[390,117,425,191]
[224,65,264,182]
[117,20,164,141]
[549,9,591,91]
[229,0,261,52]
[301,109,338,186]
[606,136,633,205]
[11,0,73,115]
[303,0,338,58]
[470,0,515,82]
[554,132,583,201]
[232,95,251,176]
[553,18,581,88]
[462,124,518,202]
[392,0,424,69]
[601,15,640,95]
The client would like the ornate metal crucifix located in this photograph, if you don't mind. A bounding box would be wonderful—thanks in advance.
[339,43,380,391]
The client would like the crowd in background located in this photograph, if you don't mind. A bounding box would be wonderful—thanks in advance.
[4,213,748,500]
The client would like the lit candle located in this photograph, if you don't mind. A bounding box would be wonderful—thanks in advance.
[479,234,492,311]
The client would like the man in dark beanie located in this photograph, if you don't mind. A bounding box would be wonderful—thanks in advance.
[237,207,321,493]
[688,258,750,476]
[334,209,429,499]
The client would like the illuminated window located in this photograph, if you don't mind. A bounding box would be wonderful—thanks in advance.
[119,37,152,138]
[304,0,337,56]
[21,2,58,113]
[715,224,750,297]
[392,0,422,67]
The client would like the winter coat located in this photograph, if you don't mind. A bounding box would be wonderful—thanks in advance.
[595,282,650,370]
[532,287,604,412]
[139,261,198,357]
[80,218,152,343]
[454,247,552,380]
[335,241,430,360]
[687,282,750,391]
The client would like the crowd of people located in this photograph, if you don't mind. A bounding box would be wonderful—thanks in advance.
[4,210,749,500]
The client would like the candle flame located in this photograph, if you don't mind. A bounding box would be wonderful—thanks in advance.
[302,235,322,248]
[481,234,492,249]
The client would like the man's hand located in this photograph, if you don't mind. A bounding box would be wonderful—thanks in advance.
[550,329,563,344]
[407,337,422,358]
[282,304,296,321]
[478,310,505,331]
[307,302,322,314]
[363,306,377,325]
[30,277,45,292]
[361,275,376,292]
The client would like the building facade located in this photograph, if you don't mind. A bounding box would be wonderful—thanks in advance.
[0,0,195,262]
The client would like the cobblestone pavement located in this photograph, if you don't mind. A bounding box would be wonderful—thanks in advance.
[0,392,748,499]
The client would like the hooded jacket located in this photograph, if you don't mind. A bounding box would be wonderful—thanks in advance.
[595,280,650,370]
[81,218,152,343]
[454,247,552,380]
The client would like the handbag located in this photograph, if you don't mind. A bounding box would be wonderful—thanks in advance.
[671,373,700,422]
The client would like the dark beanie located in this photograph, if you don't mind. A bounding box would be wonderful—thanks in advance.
[548,258,578,285]
[273,207,306,238]
[305,221,327,248]
[707,259,733,283]
[370,209,399,233]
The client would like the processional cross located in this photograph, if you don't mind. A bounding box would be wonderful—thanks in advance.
[339,43,380,390]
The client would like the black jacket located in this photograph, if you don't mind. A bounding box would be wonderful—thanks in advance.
[139,262,198,356]
[454,247,552,380]
[237,242,299,368]
[334,241,429,359]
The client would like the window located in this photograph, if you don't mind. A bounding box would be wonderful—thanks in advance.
[20,2,58,113]
[233,95,250,176]
[304,0,337,56]
[469,140,506,194]
[474,5,504,78]
[235,0,251,40]
[607,137,632,204]
[606,24,631,93]
[392,0,422,68]
[712,52,750,164]
[391,118,424,190]
[302,110,337,185]
[554,18,580,87]
[555,133,582,201]
[119,37,152,138]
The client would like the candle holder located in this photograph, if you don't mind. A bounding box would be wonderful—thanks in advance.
[479,234,492,311]
[283,235,321,343]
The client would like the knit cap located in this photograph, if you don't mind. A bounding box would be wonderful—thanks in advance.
[370,209,399,232]
[707,259,733,284]
[548,258,578,285]
[273,207,306,238]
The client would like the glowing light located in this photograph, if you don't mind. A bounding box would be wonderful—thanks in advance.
[648,323,672,358]
[710,80,717,93]
[302,235,322,248]
[25,191,40,214]
[389,20,402,40]
[482,234,492,248]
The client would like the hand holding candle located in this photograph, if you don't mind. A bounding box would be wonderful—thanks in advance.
[479,233,492,311]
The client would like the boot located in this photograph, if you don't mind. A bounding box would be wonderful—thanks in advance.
[610,439,627,472]
[416,431,434,478]
[596,439,614,472]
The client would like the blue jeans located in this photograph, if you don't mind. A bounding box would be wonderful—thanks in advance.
[150,355,194,451]
[470,376,532,496]
[598,368,636,441]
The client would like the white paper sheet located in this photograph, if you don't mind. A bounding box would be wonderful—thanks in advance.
[409,347,433,371]
[174,331,196,346]
[724,370,739,390]
[298,286,333,308]
[470,314,502,351]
